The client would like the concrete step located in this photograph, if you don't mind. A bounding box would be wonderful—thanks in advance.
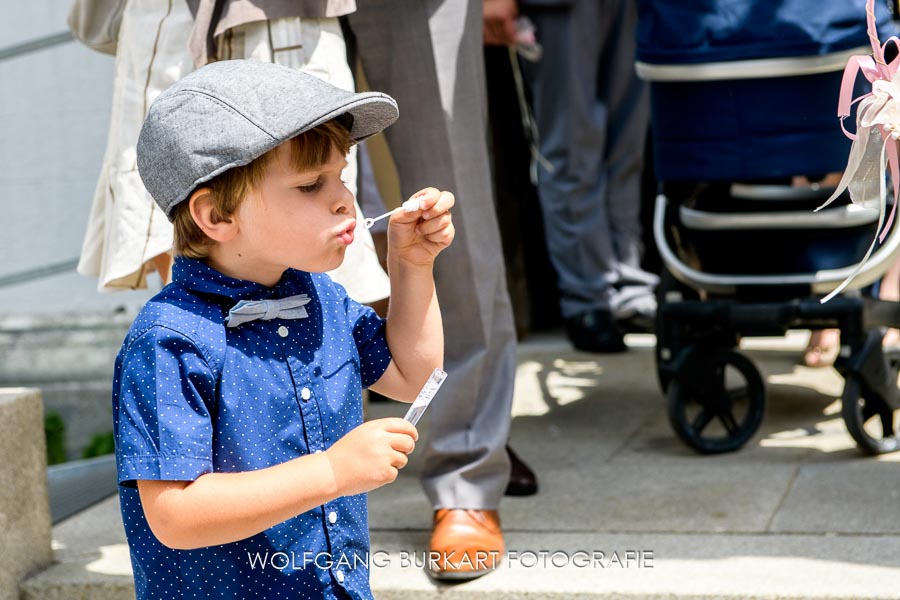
[22,495,900,600]
[0,311,132,384]
[21,333,900,599]
[0,311,132,460]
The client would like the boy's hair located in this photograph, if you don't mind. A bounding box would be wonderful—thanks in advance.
[173,119,352,259]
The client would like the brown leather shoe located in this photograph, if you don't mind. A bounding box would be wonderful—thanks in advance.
[505,445,538,496]
[428,509,504,580]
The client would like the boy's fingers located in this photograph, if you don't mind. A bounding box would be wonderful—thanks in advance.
[440,190,456,209]
[424,221,455,241]
[407,188,441,214]
[416,213,452,235]
[411,187,441,210]
[422,191,455,219]
[424,227,455,247]
[390,189,454,225]
[390,433,416,454]
[390,450,409,469]
[386,188,438,225]
[382,417,419,440]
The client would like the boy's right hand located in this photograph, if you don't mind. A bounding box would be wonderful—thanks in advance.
[324,418,418,497]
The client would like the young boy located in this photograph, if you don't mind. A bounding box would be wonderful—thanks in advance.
[112,59,455,599]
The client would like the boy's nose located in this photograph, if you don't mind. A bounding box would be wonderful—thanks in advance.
[333,183,354,215]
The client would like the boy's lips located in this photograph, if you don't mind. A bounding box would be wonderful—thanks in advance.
[337,221,356,245]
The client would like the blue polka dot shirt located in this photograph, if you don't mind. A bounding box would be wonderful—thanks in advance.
[113,257,392,599]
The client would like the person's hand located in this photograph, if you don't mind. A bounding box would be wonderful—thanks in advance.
[484,0,518,46]
[388,187,455,267]
[324,418,418,497]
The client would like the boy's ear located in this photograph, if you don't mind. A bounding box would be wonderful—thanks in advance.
[188,188,238,242]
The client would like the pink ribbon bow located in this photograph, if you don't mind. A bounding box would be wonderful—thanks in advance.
[818,0,900,302]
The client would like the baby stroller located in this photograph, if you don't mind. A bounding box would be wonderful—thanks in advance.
[637,0,900,455]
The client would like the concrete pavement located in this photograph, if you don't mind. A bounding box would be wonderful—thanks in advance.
[22,331,900,599]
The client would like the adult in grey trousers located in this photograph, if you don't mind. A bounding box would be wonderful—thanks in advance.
[349,0,517,579]
[520,0,657,353]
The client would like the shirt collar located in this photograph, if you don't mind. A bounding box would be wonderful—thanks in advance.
[172,256,311,303]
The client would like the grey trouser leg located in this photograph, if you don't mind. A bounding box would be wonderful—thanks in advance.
[522,0,654,319]
[350,0,516,510]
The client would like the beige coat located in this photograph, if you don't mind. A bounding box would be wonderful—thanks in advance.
[78,0,390,303]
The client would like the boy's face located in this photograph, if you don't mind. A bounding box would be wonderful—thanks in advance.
[231,141,356,282]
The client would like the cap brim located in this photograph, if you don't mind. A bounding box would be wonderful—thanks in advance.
[296,91,399,143]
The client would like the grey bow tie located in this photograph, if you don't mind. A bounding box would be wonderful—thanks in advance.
[226,294,312,328]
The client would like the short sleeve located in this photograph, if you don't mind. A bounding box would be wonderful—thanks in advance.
[113,326,217,487]
[345,298,392,388]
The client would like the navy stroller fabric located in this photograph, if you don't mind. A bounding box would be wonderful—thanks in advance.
[637,0,895,65]
[637,1,898,180]
[649,73,850,180]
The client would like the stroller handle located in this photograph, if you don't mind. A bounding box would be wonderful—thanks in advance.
[635,46,867,83]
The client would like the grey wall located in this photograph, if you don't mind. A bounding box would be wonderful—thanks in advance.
[0,1,157,316]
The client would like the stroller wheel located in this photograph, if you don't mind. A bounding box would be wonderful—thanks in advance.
[841,368,900,456]
[667,349,765,454]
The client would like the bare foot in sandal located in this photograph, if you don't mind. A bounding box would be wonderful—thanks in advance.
[804,328,840,368]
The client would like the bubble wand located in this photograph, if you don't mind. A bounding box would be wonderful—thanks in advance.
[404,368,447,426]
[363,195,424,229]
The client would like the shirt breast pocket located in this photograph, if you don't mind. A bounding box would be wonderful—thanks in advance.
[317,329,360,383]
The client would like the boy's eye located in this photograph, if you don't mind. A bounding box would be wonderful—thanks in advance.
[296,180,324,194]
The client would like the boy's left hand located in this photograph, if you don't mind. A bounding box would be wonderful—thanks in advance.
[387,187,455,266]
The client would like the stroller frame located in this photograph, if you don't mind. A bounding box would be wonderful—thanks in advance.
[654,187,900,455]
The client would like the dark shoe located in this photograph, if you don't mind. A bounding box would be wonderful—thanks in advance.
[505,445,538,496]
[428,509,504,580]
[614,296,657,334]
[564,309,627,353]
[615,311,655,334]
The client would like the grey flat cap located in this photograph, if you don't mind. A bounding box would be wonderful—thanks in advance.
[136,59,399,219]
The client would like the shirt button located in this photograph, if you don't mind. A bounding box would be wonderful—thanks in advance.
[328,510,338,524]
[314,449,322,454]
[277,325,289,337]
[300,387,311,401]
[336,569,345,583]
